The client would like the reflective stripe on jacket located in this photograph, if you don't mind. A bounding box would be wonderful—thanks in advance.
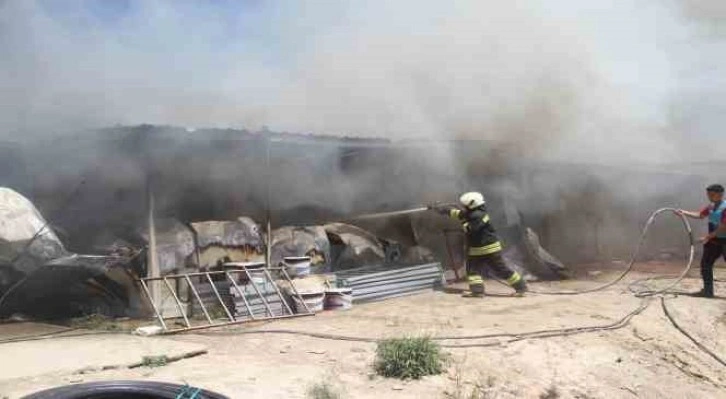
[468,241,502,256]
[449,206,502,256]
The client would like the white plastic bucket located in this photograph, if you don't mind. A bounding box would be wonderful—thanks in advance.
[284,256,311,278]
[224,261,267,284]
[324,288,353,310]
[292,291,325,313]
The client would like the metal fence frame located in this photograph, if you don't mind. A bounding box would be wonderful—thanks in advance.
[139,265,314,333]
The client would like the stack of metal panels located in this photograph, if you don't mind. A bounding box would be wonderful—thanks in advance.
[229,277,288,319]
[334,262,444,303]
[190,278,233,317]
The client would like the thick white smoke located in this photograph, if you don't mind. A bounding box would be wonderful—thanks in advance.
[2,0,724,263]
[1,0,721,164]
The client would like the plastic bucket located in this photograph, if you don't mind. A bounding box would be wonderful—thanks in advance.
[284,256,311,278]
[292,291,325,313]
[224,261,266,284]
[324,288,353,310]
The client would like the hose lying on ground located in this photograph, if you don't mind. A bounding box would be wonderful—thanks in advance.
[5,209,723,368]
[660,296,726,367]
[197,208,726,366]
[196,298,652,349]
[0,328,121,345]
[199,204,680,344]
[0,327,79,344]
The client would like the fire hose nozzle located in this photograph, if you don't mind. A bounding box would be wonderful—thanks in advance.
[427,201,456,210]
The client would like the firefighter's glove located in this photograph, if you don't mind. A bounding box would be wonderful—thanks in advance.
[435,205,451,216]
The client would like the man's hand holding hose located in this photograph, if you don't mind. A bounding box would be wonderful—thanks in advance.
[427,202,454,216]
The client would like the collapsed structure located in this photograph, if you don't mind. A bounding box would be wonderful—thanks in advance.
[0,187,141,317]
[1,125,701,320]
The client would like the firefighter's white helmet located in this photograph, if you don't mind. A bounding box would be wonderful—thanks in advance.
[459,192,485,209]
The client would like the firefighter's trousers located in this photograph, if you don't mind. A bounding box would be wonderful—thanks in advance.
[466,252,525,294]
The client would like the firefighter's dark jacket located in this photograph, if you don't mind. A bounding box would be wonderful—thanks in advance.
[448,206,503,256]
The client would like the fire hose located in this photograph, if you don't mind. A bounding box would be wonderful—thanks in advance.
[353,206,699,298]
[3,208,723,368]
[199,207,725,366]
[348,206,430,220]
[526,207,695,297]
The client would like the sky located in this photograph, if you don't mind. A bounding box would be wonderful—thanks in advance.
[1,0,724,163]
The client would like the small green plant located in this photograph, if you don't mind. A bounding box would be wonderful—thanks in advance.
[306,382,341,399]
[374,337,444,380]
[140,355,169,368]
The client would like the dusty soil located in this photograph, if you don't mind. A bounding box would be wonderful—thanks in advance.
[1,263,724,399]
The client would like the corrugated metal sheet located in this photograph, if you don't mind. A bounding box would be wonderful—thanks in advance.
[335,262,443,303]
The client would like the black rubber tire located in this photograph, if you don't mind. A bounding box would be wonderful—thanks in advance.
[21,380,229,399]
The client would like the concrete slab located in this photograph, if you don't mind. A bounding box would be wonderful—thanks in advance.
[0,334,207,380]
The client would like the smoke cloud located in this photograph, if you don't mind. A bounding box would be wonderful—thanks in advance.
[1,1,724,261]
[1,1,721,162]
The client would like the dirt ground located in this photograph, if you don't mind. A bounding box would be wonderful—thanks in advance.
[0,263,724,399]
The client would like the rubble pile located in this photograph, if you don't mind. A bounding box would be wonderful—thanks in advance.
[0,184,568,321]
[0,187,139,318]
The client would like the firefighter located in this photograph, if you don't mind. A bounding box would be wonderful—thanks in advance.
[676,184,726,298]
[432,192,527,297]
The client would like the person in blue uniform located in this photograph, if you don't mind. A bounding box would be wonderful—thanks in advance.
[677,184,726,298]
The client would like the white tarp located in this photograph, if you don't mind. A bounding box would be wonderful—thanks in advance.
[271,225,330,267]
[0,187,65,267]
[191,217,264,250]
[138,219,196,274]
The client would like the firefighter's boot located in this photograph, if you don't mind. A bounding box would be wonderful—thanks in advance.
[464,274,485,298]
[508,272,527,297]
